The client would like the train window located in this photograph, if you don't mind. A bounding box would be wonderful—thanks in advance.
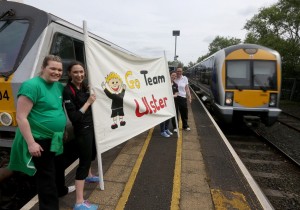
[253,61,277,90]
[50,33,85,82]
[226,61,251,89]
[0,20,29,75]
[74,40,85,65]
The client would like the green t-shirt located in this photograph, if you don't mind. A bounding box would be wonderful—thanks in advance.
[8,77,67,176]
[18,77,67,135]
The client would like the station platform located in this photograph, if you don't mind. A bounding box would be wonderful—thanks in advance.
[25,92,271,210]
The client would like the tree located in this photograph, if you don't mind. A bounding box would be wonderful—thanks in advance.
[208,36,241,55]
[187,61,195,68]
[196,36,241,63]
[197,53,210,63]
[168,60,184,71]
[244,0,300,78]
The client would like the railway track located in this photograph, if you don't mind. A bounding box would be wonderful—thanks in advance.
[221,123,300,210]
[252,120,300,167]
[191,87,300,209]
[277,111,300,133]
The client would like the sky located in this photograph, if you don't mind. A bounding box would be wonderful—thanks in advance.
[23,0,278,65]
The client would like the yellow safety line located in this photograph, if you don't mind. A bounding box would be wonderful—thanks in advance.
[171,120,182,210]
[115,127,154,209]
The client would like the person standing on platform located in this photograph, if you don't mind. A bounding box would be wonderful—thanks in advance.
[8,55,67,210]
[174,67,191,131]
[170,71,179,132]
[160,119,173,138]
[160,71,179,137]
[63,61,99,210]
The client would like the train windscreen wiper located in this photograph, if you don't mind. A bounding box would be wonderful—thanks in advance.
[227,77,243,91]
[0,73,10,81]
[0,20,12,33]
[0,10,15,32]
[253,76,267,92]
[0,9,15,20]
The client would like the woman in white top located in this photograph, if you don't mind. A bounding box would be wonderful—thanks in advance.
[174,67,191,131]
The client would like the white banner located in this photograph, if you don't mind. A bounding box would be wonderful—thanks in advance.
[85,36,176,154]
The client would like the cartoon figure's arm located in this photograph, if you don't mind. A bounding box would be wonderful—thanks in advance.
[101,81,106,89]
[122,84,126,90]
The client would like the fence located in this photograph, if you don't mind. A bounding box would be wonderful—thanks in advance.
[281,78,300,101]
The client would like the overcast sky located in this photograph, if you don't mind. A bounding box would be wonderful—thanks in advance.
[24,0,278,65]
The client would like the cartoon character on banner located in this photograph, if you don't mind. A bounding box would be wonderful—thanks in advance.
[101,72,126,129]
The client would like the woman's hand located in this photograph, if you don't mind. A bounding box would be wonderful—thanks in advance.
[28,142,44,157]
[87,94,96,105]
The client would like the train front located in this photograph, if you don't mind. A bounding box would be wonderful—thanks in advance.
[0,1,49,146]
[217,44,281,126]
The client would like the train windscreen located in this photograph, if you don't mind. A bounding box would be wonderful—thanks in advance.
[0,19,29,75]
[226,60,277,90]
[253,61,277,90]
[226,61,251,89]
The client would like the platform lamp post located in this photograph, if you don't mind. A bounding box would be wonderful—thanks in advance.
[172,30,180,71]
[172,30,180,62]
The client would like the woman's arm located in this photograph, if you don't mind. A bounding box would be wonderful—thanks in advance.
[79,94,96,114]
[185,85,192,103]
[16,96,43,157]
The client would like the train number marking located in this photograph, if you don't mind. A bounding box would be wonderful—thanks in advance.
[0,90,10,101]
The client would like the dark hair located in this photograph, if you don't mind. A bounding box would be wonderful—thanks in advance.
[67,61,88,90]
[67,61,84,74]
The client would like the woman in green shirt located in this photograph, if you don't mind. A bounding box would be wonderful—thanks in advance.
[8,55,66,210]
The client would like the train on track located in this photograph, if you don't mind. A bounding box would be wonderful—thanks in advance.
[187,44,282,125]
[0,1,134,147]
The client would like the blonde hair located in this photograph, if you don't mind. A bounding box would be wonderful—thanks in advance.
[42,55,62,68]
[105,72,122,83]
[39,55,62,75]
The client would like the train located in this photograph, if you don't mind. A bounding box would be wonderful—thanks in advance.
[187,44,282,126]
[0,1,134,147]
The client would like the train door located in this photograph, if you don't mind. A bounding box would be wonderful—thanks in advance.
[47,26,86,83]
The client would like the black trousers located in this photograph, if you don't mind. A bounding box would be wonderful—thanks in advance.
[172,98,179,130]
[75,126,97,180]
[172,96,189,129]
[32,139,59,210]
[55,154,68,197]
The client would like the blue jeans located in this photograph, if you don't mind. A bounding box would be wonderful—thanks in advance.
[160,119,170,132]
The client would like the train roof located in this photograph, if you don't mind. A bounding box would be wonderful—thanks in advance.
[0,1,136,56]
[190,43,280,69]
[223,43,278,56]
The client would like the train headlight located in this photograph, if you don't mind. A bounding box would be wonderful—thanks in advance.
[0,112,13,126]
[244,48,258,54]
[269,93,277,107]
[225,92,234,106]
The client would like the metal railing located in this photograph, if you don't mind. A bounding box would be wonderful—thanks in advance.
[281,78,300,101]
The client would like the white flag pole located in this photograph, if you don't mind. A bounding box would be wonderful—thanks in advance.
[83,20,105,190]
[164,51,179,137]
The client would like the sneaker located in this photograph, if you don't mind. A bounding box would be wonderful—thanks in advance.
[173,129,178,133]
[184,127,191,131]
[85,176,100,183]
[165,130,173,135]
[120,121,126,126]
[58,185,76,197]
[68,185,76,193]
[74,200,98,210]
[111,123,118,129]
[161,131,170,138]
